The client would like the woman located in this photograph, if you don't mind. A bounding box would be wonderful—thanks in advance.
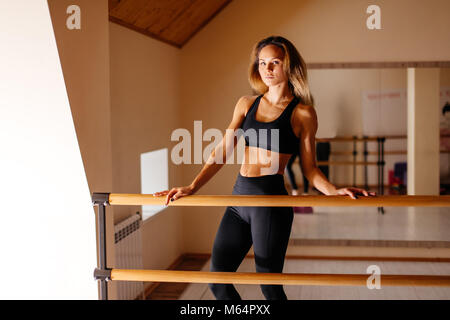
[153,36,376,300]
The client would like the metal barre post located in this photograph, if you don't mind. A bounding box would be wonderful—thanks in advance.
[92,192,111,300]
[363,135,368,191]
[352,135,357,187]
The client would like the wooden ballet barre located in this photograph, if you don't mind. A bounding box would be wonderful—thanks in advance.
[326,151,448,156]
[316,161,378,166]
[316,134,450,142]
[106,194,450,207]
[316,137,379,142]
[330,151,405,156]
[108,269,450,287]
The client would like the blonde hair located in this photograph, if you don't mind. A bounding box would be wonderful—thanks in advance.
[248,36,314,107]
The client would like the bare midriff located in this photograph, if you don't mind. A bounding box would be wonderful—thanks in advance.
[239,146,293,177]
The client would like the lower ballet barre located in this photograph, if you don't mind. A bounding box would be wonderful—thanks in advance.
[98,268,450,287]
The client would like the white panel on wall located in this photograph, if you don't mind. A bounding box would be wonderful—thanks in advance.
[362,89,407,136]
[0,1,98,299]
[140,148,168,220]
[361,89,408,188]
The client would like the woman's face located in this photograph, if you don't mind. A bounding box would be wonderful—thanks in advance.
[258,44,288,87]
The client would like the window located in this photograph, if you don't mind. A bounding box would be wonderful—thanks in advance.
[140,148,168,220]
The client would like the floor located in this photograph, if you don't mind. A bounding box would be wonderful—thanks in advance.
[145,255,208,300]
[290,205,450,242]
[177,204,450,300]
[147,203,450,300]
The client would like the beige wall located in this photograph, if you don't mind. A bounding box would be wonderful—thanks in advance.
[47,0,112,196]
[47,0,116,298]
[109,23,183,291]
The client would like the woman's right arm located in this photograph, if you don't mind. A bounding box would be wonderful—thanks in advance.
[154,96,251,205]
[188,96,250,193]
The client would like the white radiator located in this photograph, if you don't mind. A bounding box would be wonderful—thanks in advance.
[114,213,144,300]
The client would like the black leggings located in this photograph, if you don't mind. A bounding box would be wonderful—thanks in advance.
[208,173,294,300]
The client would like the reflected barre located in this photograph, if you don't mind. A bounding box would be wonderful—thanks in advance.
[96,268,450,287]
[316,161,379,166]
[106,193,450,207]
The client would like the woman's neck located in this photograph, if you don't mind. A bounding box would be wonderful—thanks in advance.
[264,82,293,105]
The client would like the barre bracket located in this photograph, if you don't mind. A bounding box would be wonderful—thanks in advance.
[94,268,112,282]
[92,192,110,206]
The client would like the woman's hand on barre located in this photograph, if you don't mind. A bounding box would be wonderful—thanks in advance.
[153,185,196,206]
[333,187,377,199]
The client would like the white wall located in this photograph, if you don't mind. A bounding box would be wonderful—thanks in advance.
[0,0,97,299]
[407,68,441,195]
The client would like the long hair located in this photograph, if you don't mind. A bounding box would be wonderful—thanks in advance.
[248,36,314,107]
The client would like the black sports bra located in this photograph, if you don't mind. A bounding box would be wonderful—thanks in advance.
[239,94,300,154]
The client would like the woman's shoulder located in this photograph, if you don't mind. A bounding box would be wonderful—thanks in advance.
[291,101,317,133]
[292,101,316,119]
[237,95,260,116]
[238,95,259,104]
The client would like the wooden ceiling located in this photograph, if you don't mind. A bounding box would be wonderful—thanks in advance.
[109,0,232,48]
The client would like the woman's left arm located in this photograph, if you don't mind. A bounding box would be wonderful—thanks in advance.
[296,105,376,199]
